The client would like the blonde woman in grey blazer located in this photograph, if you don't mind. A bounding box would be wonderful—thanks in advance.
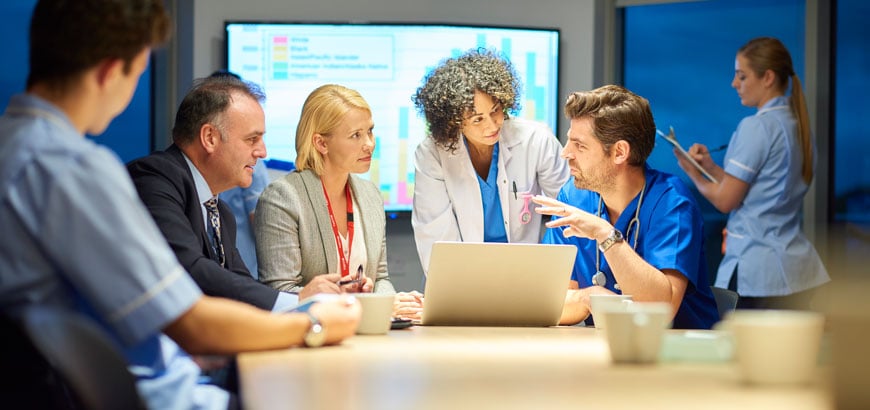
[255,84,423,320]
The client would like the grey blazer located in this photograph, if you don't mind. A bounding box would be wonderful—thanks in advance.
[254,169,395,294]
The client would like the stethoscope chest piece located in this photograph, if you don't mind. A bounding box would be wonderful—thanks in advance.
[592,271,606,287]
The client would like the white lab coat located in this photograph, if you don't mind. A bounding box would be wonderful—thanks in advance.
[412,118,569,273]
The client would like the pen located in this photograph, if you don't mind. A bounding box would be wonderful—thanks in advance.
[709,144,728,153]
[338,265,364,286]
[512,181,518,200]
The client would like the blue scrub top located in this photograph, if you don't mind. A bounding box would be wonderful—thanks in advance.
[543,165,719,329]
[472,141,508,243]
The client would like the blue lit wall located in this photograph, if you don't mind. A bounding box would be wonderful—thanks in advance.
[625,0,804,199]
[0,0,152,164]
[834,0,870,223]
[622,0,806,279]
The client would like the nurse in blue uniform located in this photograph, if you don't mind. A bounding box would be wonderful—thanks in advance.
[674,37,829,310]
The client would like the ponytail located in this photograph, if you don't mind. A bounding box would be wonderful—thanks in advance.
[789,74,813,184]
[739,37,813,185]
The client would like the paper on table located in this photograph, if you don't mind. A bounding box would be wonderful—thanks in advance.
[657,127,719,184]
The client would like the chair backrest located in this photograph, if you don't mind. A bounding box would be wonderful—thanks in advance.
[710,286,740,319]
[0,310,75,408]
[13,305,145,409]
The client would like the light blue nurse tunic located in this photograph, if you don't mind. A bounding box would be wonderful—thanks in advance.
[716,96,830,297]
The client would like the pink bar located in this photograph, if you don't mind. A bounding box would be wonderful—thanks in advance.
[397,182,413,205]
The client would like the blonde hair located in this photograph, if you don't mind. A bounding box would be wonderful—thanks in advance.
[294,84,372,175]
[738,37,813,184]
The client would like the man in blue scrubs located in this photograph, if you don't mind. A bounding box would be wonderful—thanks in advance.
[534,85,719,329]
[0,1,360,408]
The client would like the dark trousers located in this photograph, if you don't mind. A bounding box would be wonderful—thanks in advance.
[728,265,824,310]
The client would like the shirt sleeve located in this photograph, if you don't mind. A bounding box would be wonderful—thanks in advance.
[254,177,308,293]
[34,148,201,346]
[272,292,299,312]
[411,141,462,273]
[641,190,704,288]
[724,116,773,184]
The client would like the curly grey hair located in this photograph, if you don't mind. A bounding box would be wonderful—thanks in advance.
[412,48,521,153]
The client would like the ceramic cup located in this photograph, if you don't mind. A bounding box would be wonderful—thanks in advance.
[602,302,673,364]
[723,309,825,385]
[354,293,395,335]
[589,294,633,330]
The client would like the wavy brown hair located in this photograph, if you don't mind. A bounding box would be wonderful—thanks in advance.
[564,85,655,166]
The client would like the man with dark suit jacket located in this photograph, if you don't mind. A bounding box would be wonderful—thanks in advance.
[128,75,343,311]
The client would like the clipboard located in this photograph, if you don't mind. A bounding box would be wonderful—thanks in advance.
[657,126,719,184]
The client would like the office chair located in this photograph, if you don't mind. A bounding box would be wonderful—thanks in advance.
[7,305,146,409]
[710,286,740,319]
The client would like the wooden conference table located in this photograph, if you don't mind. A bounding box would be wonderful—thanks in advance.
[238,326,831,409]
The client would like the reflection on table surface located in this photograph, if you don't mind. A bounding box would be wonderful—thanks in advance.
[239,325,831,410]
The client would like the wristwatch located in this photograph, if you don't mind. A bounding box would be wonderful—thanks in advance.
[598,228,624,253]
[302,312,326,348]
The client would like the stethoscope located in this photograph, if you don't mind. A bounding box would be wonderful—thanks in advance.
[592,181,646,290]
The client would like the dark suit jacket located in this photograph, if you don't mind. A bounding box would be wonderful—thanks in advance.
[127,144,279,310]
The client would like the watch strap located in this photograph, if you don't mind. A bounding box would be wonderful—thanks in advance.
[598,229,624,253]
[302,311,325,347]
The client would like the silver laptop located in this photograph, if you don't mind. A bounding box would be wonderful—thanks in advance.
[421,241,576,327]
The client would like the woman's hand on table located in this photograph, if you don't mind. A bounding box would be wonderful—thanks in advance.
[393,291,424,321]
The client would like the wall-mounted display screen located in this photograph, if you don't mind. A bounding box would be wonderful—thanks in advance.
[226,22,560,211]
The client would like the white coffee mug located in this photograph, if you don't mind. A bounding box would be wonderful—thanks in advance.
[590,294,633,330]
[602,302,672,364]
[354,294,395,335]
[725,309,824,385]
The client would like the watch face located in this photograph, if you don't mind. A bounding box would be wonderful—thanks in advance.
[305,322,326,347]
[613,229,624,241]
[304,314,326,347]
[599,229,624,253]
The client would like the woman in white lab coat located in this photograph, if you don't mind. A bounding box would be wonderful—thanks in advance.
[411,48,569,273]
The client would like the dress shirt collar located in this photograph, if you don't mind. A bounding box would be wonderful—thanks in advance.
[181,151,217,205]
[759,95,788,110]
[5,93,77,134]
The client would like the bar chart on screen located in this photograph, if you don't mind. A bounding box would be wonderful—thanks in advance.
[227,22,560,211]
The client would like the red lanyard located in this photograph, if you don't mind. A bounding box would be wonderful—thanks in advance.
[322,178,354,277]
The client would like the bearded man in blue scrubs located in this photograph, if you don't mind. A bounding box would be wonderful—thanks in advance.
[534,85,719,329]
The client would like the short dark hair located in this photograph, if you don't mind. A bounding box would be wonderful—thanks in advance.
[564,85,656,166]
[27,0,171,90]
[172,75,266,146]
